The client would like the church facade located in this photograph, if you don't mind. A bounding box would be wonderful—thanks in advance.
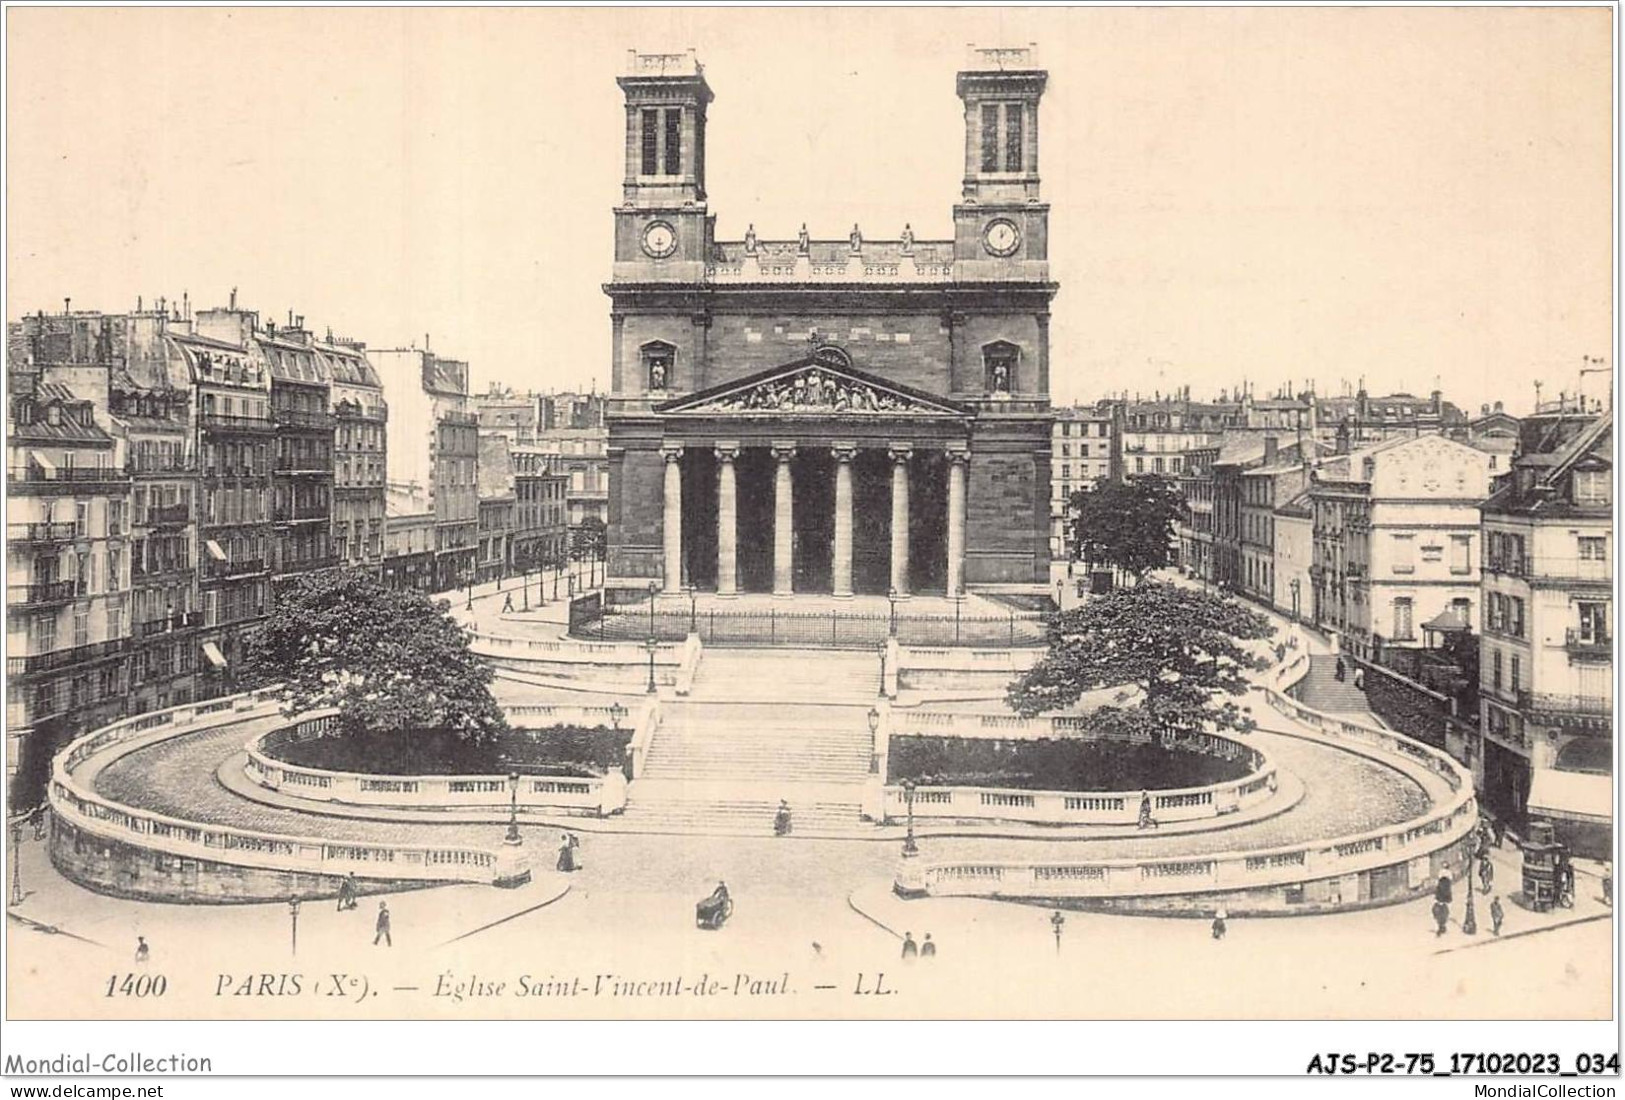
[604,47,1056,598]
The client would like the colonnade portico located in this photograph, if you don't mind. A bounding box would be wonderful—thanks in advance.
[660,439,968,598]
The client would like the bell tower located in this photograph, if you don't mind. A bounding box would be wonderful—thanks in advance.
[952,44,1049,280]
[612,49,714,282]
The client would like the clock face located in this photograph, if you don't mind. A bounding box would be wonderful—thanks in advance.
[641,221,678,259]
[982,218,1021,257]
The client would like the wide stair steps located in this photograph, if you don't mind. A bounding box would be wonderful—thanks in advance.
[685,647,883,703]
[1293,655,1376,715]
[625,654,882,834]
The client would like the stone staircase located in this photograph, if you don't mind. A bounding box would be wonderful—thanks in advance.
[1294,655,1376,715]
[623,647,883,834]
[685,647,883,703]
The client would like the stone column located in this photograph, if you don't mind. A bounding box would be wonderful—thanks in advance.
[661,444,684,591]
[946,446,969,597]
[772,441,797,597]
[715,442,739,596]
[831,442,857,599]
[888,445,912,597]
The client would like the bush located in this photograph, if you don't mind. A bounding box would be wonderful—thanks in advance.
[886,735,1251,791]
[269,724,631,778]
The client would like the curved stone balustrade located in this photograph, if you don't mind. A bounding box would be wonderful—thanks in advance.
[468,629,683,689]
[899,627,1478,910]
[881,713,1273,827]
[48,692,529,897]
[242,707,638,817]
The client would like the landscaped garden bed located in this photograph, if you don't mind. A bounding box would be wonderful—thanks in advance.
[886,734,1252,792]
[267,724,630,779]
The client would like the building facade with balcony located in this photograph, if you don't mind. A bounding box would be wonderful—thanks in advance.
[182,309,275,687]
[1476,411,1612,853]
[1115,393,1241,481]
[1238,438,1320,610]
[510,445,571,575]
[1050,403,1114,558]
[373,347,477,591]
[5,375,133,802]
[326,339,388,570]
[259,321,337,582]
[1177,443,1219,582]
[1311,434,1493,661]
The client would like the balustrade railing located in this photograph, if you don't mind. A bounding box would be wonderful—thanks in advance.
[7,521,77,543]
[49,690,524,887]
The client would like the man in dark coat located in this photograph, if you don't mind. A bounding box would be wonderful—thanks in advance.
[1432,899,1450,936]
[1489,895,1505,936]
[920,933,936,958]
[1334,656,1346,682]
[1435,874,1453,906]
[374,901,392,947]
[901,932,918,960]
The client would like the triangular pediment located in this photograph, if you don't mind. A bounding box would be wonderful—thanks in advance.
[656,350,972,418]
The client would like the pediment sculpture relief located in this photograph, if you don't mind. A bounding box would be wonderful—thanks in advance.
[695,368,940,415]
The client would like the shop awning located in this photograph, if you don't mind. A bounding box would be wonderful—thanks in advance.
[201,641,228,669]
[205,539,228,562]
[1527,768,1612,824]
[32,451,57,474]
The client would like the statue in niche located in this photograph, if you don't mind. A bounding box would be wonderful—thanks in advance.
[649,359,668,391]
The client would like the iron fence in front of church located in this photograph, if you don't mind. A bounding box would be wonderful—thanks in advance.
[572,604,1048,648]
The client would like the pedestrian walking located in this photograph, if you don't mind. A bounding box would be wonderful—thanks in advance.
[1489,895,1505,936]
[1211,908,1228,940]
[134,936,149,967]
[338,872,358,912]
[1432,899,1450,937]
[1334,656,1346,682]
[374,901,392,947]
[1434,874,1453,906]
[502,592,515,613]
[1352,667,1365,690]
[1603,863,1613,907]
[1137,791,1156,831]
[901,932,918,960]
[1491,816,1505,848]
[31,805,47,841]
[1478,854,1494,895]
[920,933,936,959]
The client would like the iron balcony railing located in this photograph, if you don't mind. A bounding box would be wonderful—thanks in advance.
[1563,628,1611,658]
[6,521,77,544]
[143,503,192,526]
[274,456,334,474]
[199,411,274,432]
[273,408,337,430]
[207,557,267,580]
[7,637,129,677]
[9,580,80,606]
[1481,553,1531,578]
[135,610,205,638]
[1518,689,1612,719]
[7,466,132,491]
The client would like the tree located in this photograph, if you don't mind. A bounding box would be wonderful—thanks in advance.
[244,570,508,746]
[1069,474,1184,581]
[1006,583,1275,742]
[571,516,607,562]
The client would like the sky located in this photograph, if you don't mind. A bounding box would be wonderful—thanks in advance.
[6,6,1614,414]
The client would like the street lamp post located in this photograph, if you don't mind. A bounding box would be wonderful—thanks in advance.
[1290,577,1301,623]
[1051,910,1065,954]
[645,637,659,694]
[608,700,627,733]
[900,777,918,858]
[887,587,899,637]
[504,772,522,846]
[686,584,698,636]
[522,560,531,611]
[289,895,301,957]
[9,817,24,907]
[466,567,474,611]
[1462,881,1478,935]
[647,581,659,639]
[952,591,965,645]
